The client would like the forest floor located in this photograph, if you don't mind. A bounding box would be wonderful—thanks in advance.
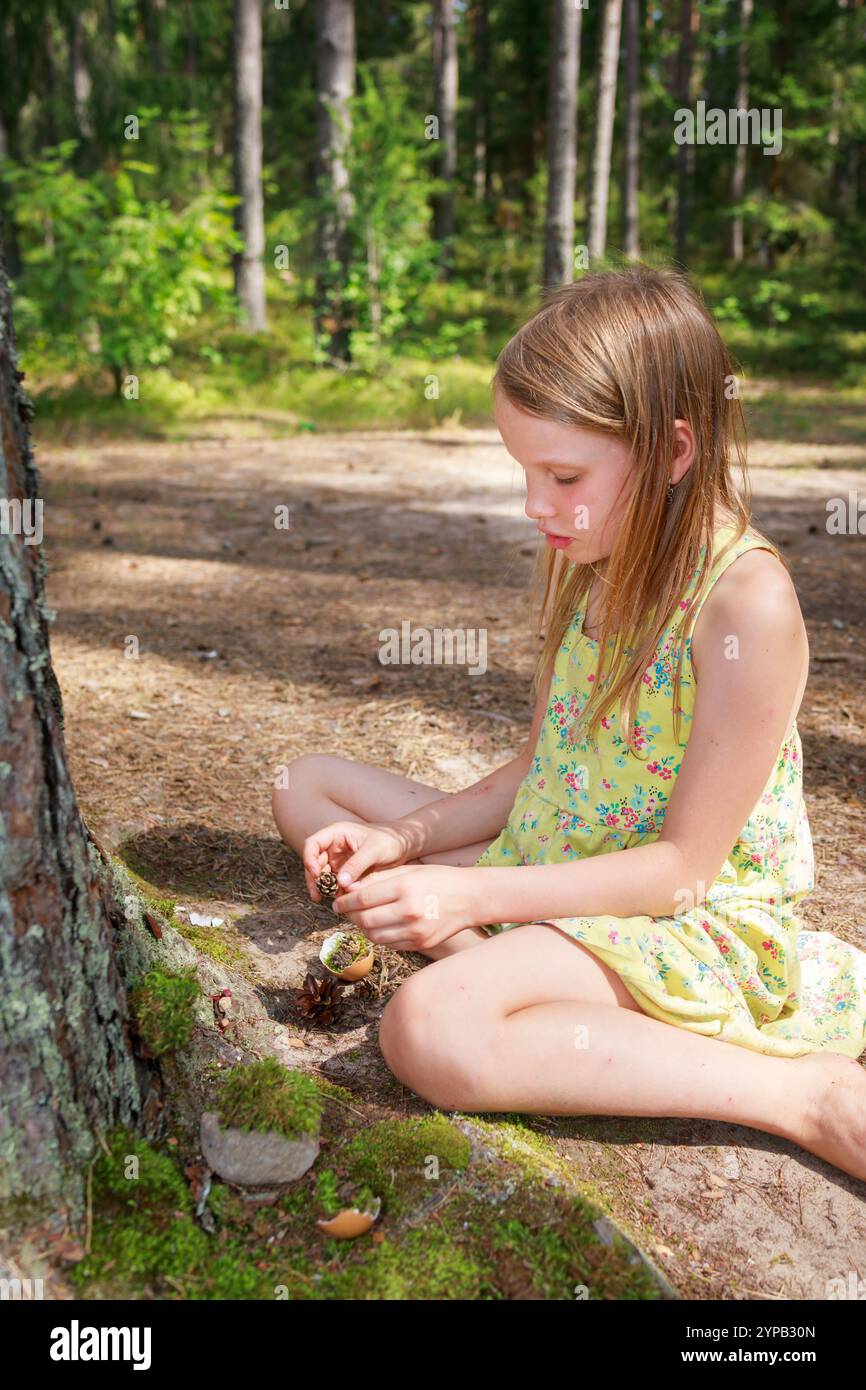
[39,402,866,1300]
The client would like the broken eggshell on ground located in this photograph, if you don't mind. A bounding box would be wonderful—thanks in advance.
[316,1195,382,1239]
[319,928,375,982]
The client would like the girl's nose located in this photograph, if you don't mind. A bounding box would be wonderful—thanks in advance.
[524,487,556,522]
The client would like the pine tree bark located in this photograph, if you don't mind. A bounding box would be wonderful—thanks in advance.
[0,245,148,1228]
[587,0,623,261]
[543,0,581,288]
[233,0,267,332]
[313,0,356,362]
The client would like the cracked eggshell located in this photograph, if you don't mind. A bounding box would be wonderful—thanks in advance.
[319,929,375,981]
[316,1196,382,1239]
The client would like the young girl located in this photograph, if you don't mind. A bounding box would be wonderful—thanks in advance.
[272,265,866,1182]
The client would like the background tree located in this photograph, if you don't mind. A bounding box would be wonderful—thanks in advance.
[542,0,581,288]
[0,242,153,1223]
[313,0,356,363]
[232,0,266,331]
[620,0,640,260]
[471,0,491,202]
[674,0,699,265]
[432,0,459,279]
[728,0,753,264]
[587,0,623,261]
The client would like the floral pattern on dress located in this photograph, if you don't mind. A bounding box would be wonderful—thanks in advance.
[473,521,866,1059]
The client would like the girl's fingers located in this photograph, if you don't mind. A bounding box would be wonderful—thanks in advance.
[332,876,398,915]
[336,849,371,888]
[337,907,410,940]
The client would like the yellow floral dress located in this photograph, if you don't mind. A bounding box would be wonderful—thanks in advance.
[475,521,866,1060]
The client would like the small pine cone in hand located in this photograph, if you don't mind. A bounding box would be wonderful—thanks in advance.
[315,866,340,902]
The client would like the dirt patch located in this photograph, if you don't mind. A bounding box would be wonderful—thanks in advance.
[38,424,866,1299]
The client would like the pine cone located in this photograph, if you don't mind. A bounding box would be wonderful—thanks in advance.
[316,867,340,902]
[294,971,345,1025]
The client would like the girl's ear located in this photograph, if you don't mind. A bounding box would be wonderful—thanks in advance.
[671,419,696,483]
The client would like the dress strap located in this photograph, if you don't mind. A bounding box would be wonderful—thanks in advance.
[685,522,779,621]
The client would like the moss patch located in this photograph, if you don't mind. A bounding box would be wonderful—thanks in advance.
[341,1113,471,1219]
[120,880,254,976]
[69,1101,666,1302]
[127,966,199,1056]
[215,1057,323,1141]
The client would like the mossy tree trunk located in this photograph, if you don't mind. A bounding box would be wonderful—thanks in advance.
[0,243,150,1228]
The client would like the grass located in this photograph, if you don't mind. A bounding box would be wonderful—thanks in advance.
[19,260,866,447]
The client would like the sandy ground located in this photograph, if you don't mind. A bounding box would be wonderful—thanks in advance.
[39,423,866,1300]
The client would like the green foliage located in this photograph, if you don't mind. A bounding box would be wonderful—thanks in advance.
[127,966,200,1056]
[5,0,866,420]
[5,139,241,393]
[215,1057,323,1141]
[319,62,442,366]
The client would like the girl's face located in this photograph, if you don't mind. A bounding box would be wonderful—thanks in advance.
[494,389,637,562]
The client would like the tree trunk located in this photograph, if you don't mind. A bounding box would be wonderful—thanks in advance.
[432,0,458,280]
[620,0,640,260]
[543,0,581,288]
[68,12,93,142]
[233,0,267,332]
[674,0,699,265]
[587,0,623,261]
[728,0,752,263]
[472,0,491,202]
[0,245,149,1229]
[0,117,21,282]
[138,0,166,77]
[313,0,356,363]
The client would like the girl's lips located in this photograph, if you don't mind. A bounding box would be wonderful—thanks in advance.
[542,531,574,549]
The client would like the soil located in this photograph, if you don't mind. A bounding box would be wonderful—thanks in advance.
[38,419,866,1300]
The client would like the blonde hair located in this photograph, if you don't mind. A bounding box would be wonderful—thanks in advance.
[494,263,786,757]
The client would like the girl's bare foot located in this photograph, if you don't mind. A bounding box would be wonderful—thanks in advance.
[793,1052,866,1181]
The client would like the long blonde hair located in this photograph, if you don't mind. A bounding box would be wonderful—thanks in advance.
[494,264,786,758]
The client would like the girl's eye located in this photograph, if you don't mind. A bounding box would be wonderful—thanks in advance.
[555,475,580,486]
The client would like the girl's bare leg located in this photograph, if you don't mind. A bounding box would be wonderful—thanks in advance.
[378,923,866,1182]
[271,753,493,956]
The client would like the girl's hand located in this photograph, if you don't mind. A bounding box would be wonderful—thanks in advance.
[302,820,419,902]
[331,864,481,952]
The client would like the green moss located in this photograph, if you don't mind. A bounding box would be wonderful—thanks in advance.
[310,1077,357,1108]
[70,1131,284,1300]
[127,966,199,1055]
[323,932,368,969]
[342,1113,472,1218]
[314,1168,343,1217]
[69,1110,665,1302]
[70,1129,204,1289]
[317,1220,494,1300]
[119,880,254,977]
[215,1057,323,1141]
[176,921,250,970]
